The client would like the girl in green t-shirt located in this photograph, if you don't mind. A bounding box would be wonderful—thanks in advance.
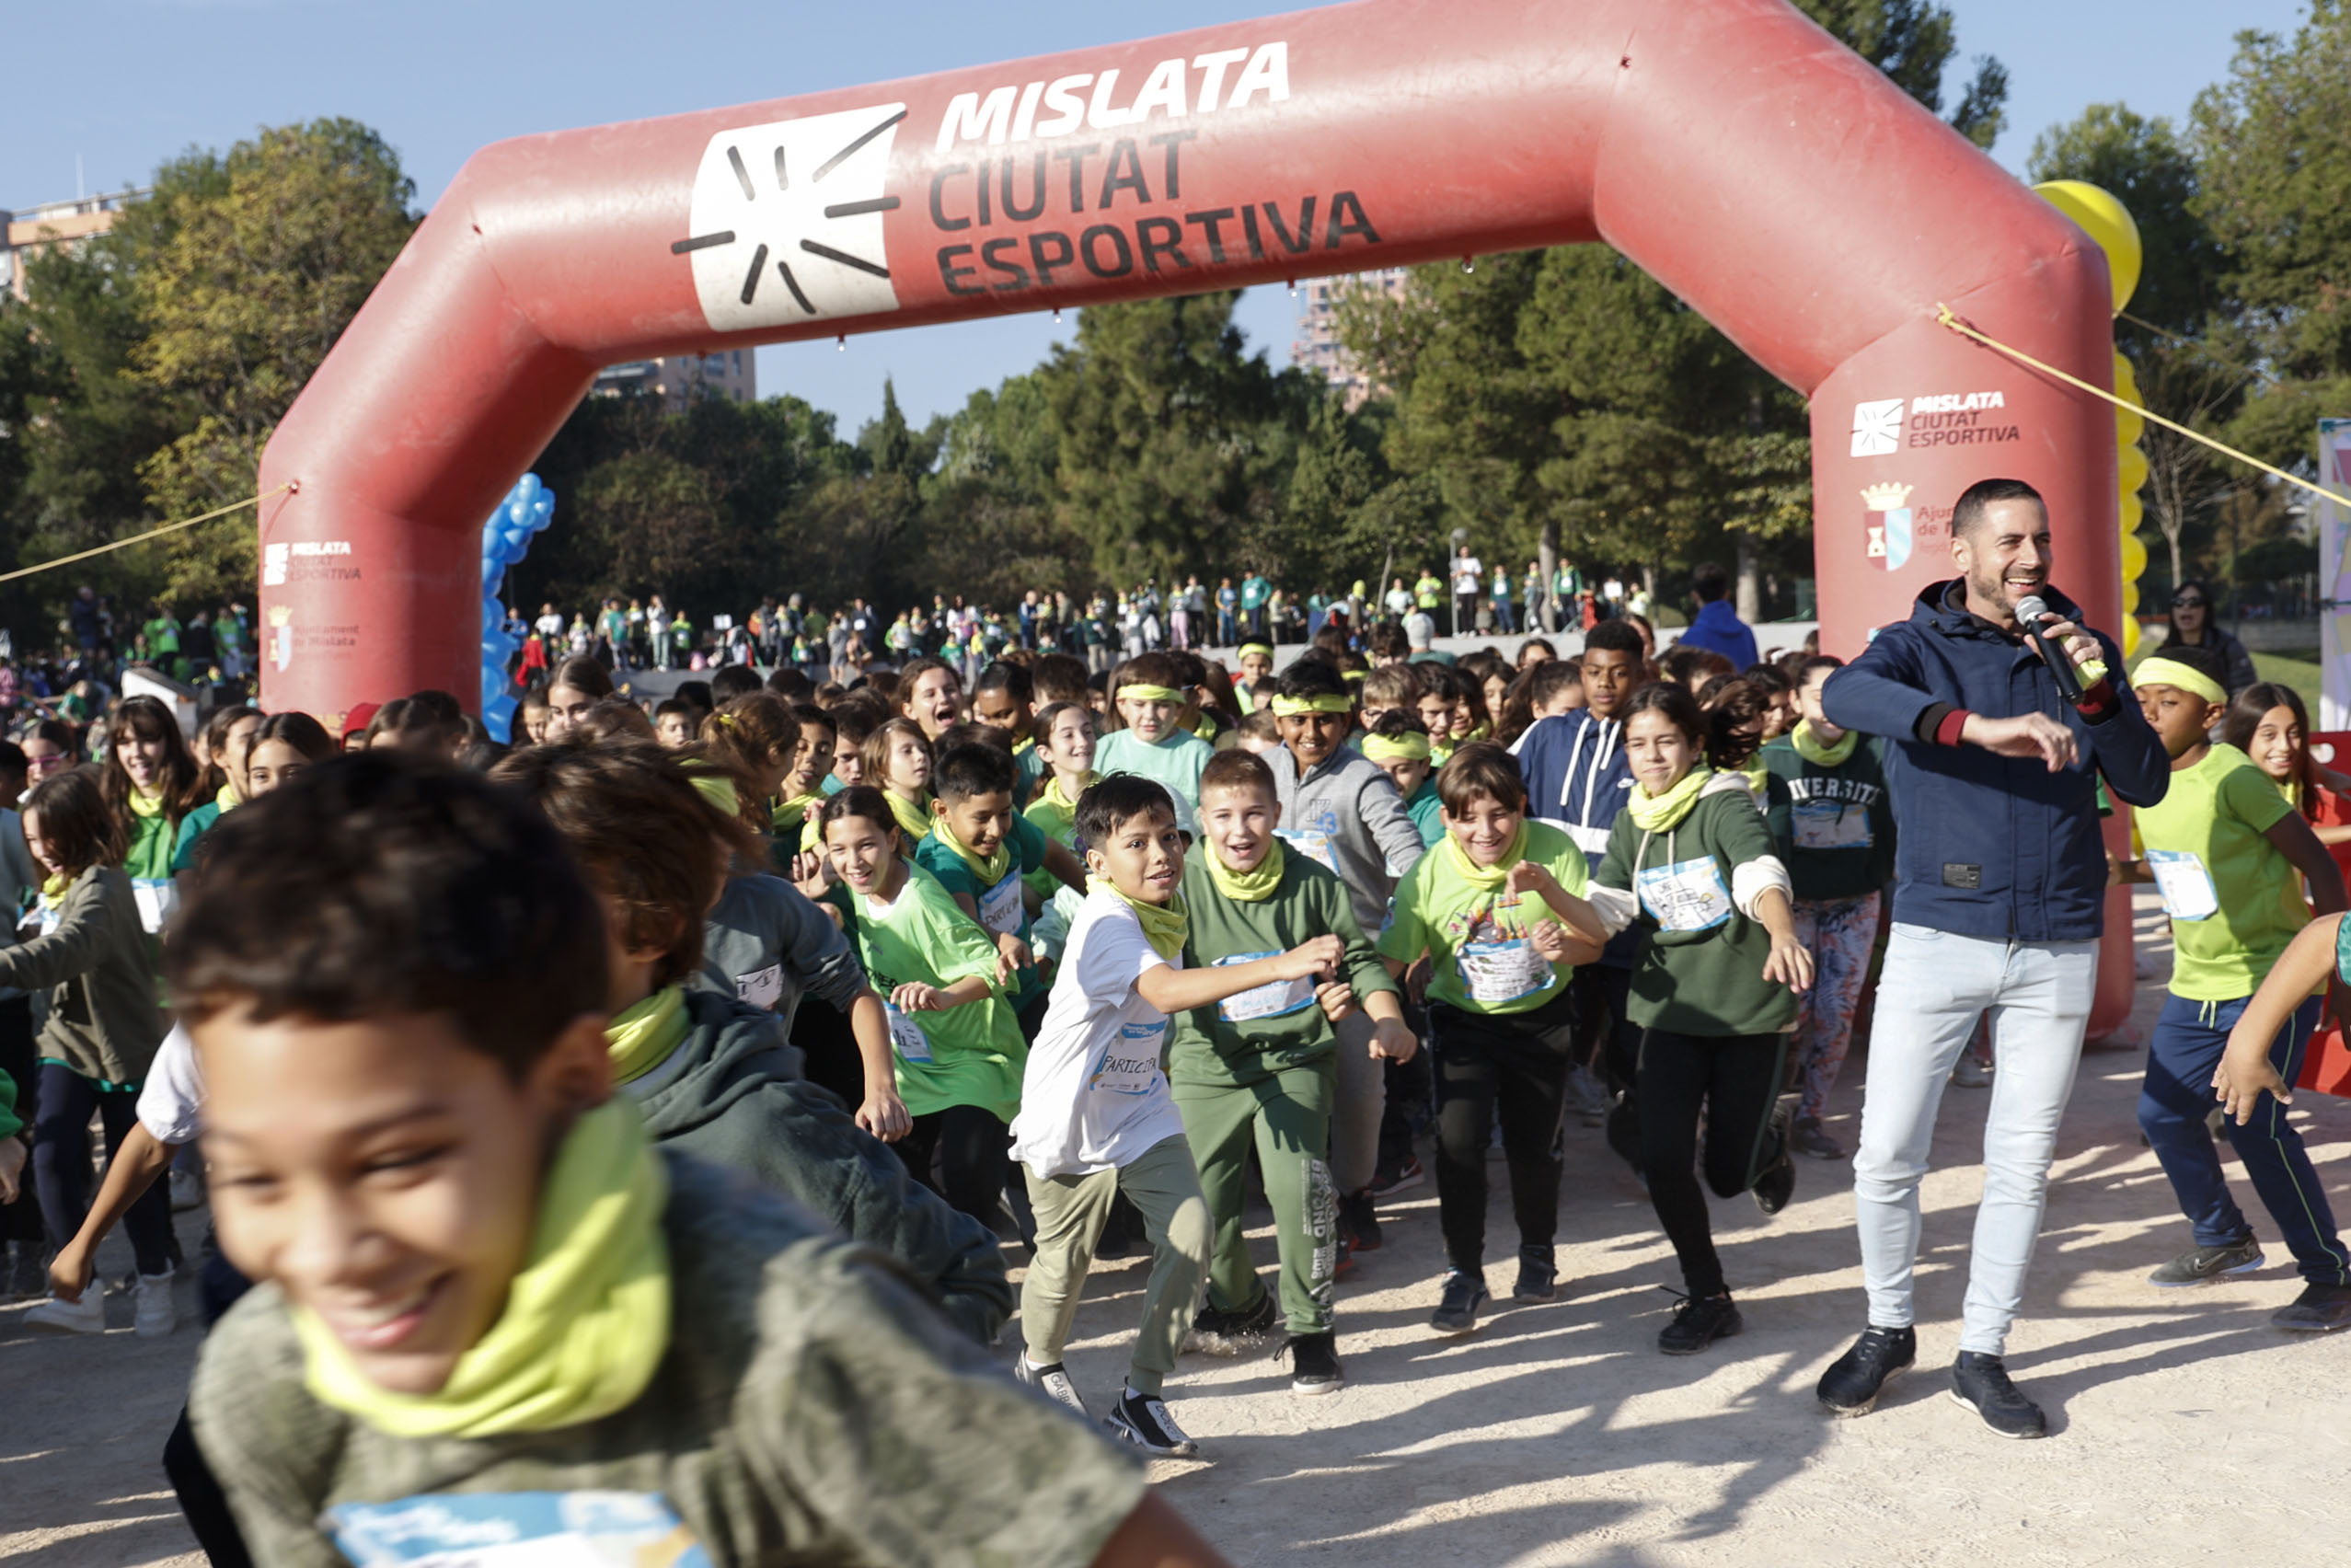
[822,787,1028,1228]
[1593,682,1813,1359]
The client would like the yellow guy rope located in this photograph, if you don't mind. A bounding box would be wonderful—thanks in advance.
[1933,307,2351,512]
[0,483,293,585]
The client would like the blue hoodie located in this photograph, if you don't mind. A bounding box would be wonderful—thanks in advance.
[1674,599,1758,670]
[1820,579,2168,943]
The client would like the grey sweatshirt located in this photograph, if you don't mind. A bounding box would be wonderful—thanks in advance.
[1272,744,1427,930]
[699,872,868,1042]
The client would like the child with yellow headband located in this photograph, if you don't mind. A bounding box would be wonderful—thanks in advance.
[1235,642,1276,710]
[175,754,1227,1568]
[1091,651,1214,824]
[1365,709,1444,847]
[2116,642,2351,1328]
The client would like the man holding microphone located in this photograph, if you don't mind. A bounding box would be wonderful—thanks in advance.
[1815,477,2169,1437]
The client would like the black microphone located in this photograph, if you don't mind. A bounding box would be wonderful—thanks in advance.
[2011,594,2085,704]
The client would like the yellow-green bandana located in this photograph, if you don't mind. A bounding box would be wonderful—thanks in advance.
[1270,694,1354,717]
[1790,720,1859,768]
[930,817,1011,885]
[1204,837,1286,903]
[1626,767,1711,833]
[605,985,690,1086]
[292,1098,671,1439]
[1089,876,1190,959]
[1441,820,1527,893]
[885,788,934,847]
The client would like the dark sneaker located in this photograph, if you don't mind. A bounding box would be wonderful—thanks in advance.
[1658,1290,1743,1355]
[1752,1108,1797,1216]
[1949,1352,2046,1439]
[1015,1354,1089,1418]
[1341,1191,1382,1253]
[1511,1245,1558,1304]
[2271,1282,2351,1332]
[1368,1156,1425,1199]
[1284,1330,1344,1395]
[1817,1325,1918,1416]
[1333,1232,1356,1280]
[1185,1290,1277,1355]
[2148,1237,2265,1287]
[1950,1053,1993,1089]
[1429,1269,1488,1335]
[1105,1385,1199,1458]
[1791,1116,1846,1160]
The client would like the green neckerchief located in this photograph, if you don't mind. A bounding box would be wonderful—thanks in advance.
[292,1097,671,1440]
[886,788,933,847]
[930,816,1011,886]
[216,783,239,813]
[1089,876,1190,960]
[1790,720,1859,768]
[1204,837,1286,904]
[1626,766,1712,833]
[1440,820,1527,894]
[40,871,71,910]
[770,790,825,835]
[125,786,166,820]
[605,985,691,1086]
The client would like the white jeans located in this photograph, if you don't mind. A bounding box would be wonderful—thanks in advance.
[1852,924,2098,1355]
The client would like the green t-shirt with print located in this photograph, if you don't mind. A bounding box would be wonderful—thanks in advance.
[2134,742,2305,1002]
[827,860,1026,1121]
[1092,728,1212,818]
[916,813,1051,1014]
[1376,818,1592,1016]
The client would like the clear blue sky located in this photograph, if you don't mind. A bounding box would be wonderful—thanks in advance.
[4,0,2311,436]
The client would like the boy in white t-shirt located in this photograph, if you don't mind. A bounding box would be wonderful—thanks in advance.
[1010,774,1341,1459]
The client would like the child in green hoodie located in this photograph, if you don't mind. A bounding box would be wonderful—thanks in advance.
[1590,682,1814,1358]
[1172,749,1415,1395]
[171,751,1229,1568]
[491,741,1011,1344]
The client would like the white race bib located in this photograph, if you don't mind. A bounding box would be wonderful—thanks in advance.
[1276,827,1339,874]
[1088,1020,1165,1096]
[1792,799,1873,850]
[1214,951,1317,1022]
[733,962,784,1010]
[132,877,179,935]
[2147,848,2219,921]
[977,866,1024,937]
[1636,855,1734,933]
[885,1003,933,1064]
[1458,937,1554,1005]
[327,1489,708,1567]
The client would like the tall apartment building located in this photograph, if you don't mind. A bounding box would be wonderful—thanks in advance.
[1,189,146,301]
[592,350,757,409]
[1291,267,1407,406]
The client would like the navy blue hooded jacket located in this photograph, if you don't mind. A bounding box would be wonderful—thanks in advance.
[1675,599,1759,671]
[1820,580,2167,943]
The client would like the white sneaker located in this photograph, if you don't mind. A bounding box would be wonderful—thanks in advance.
[133,1271,178,1338]
[24,1289,106,1334]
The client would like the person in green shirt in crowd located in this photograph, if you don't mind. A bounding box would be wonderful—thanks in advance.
[915,734,1086,1033]
[1173,749,1414,1394]
[1023,699,1101,966]
[175,754,1228,1568]
[2115,645,2351,1330]
[1587,682,1813,1359]
[971,662,1047,804]
[1412,569,1445,613]
[102,696,205,944]
[1091,651,1213,826]
[1363,710,1444,847]
[143,605,183,680]
[822,784,1035,1234]
[1377,743,1608,1337]
[1239,571,1273,640]
[1762,654,1897,1161]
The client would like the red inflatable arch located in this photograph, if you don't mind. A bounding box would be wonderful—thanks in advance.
[254,0,2131,1029]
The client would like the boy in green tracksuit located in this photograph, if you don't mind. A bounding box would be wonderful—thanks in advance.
[174,753,1226,1568]
[1171,750,1416,1394]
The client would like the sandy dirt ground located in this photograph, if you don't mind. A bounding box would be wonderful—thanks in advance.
[11,894,2351,1567]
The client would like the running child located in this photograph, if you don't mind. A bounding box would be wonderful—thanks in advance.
[865,715,939,845]
[1234,642,1276,709]
[918,738,1087,1032]
[2116,646,2351,1323]
[973,661,1047,802]
[1092,652,1216,823]
[1590,682,1812,1355]
[172,754,1227,1568]
[1009,773,1342,1455]
[2225,682,2351,848]
[1365,710,1444,847]
[1376,743,1608,1334]
[896,653,965,743]
[819,785,1031,1234]
[1762,655,1896,1160]
[104,693,207,938]
[1173,750,1414,1394]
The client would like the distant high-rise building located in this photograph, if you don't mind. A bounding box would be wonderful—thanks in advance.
[2,189,147,301]
[592,351,757,409]
[1292,268,1407,406]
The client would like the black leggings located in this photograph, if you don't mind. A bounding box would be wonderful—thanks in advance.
[33,1063,173,1276]
[1636,1029,1788,1298]
[894,1104,1009,1230]
[1429,989,1575,1275]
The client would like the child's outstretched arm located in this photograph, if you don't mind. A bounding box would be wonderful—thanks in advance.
[1755,887,1815,993]
[2217,913,2341,1124]
[1136,935,1343,1015]
[1043,839,1087,893]
[2266,812,2349,916]
[50,1119,176,1301]
[845,987,912,1142]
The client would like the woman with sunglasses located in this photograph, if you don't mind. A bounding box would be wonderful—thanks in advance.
[2163,580,2257,699]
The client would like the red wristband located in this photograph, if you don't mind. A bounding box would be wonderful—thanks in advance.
[1935,709,1973,747]
[2075,678,2115,717]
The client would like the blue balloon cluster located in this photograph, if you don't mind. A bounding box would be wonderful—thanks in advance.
[479,473,556,744]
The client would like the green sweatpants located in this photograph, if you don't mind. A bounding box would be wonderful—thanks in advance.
[1173,1059,1338,1335]
[1020,1134,1211,1396]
